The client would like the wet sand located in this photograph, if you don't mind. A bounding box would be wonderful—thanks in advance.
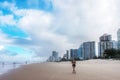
[0,60,120,80]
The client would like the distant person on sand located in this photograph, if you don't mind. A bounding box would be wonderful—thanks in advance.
[71,59,76,73]
[2,62,5,67]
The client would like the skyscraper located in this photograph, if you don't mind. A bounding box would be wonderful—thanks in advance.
[117,29,120,49]
[48,51,59,62]
[98,34,113,57]
[66,50,69,60]
[70,49,78,59]
[52,51,58,58]
[78,44,84,60]
[82,41,96,59]
[112,40,118,49]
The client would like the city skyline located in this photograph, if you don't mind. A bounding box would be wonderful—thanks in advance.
[0,0,120,62]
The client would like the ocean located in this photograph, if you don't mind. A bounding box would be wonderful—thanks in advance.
[0,62,24,75]
[0,61,43,75]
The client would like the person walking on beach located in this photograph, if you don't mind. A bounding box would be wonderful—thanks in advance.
[71,59,76,73]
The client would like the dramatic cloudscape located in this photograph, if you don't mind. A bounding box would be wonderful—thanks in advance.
[0,0,120,62]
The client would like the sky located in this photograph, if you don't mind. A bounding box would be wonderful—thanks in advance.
[0,0,120,62]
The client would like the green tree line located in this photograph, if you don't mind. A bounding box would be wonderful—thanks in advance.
[104,48,120,59]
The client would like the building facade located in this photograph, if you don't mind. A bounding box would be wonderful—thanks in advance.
[98,34,113,57]
[78,45,84,60]
[70,49,78,59]
[112,40,118,49]
[82,41,96,59]
[66,50,69,60]
[52,51,58,58]
[48,51,59,62]
[117,29,120,49]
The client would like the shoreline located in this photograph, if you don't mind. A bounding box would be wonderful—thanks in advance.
[0,63,22,76]
[0,61,43,76]
[1,60,120,80]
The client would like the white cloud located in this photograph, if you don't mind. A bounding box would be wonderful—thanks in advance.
[0,15,16,26]
[52,0,119,42]
[12,0,120,57]
[0,1,16,11]
[0,46,4,50]
[0,53,33,62]
[18,9,53,31]
[1,0,120,59]
[16,9,74,56]
[0,31,13,45]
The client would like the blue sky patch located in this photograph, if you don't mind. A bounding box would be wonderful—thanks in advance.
[5,46,34,56]
[0,26,28,38]
[0,0,53,12]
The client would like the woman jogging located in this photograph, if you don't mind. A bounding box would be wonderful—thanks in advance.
[71,59,76,73]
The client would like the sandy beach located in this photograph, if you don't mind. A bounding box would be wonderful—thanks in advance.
[0,60,120,80]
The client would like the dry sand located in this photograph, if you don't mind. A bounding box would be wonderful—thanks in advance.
[0,59,120,80]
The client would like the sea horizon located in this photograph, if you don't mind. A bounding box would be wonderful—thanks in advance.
[0,60,44,75]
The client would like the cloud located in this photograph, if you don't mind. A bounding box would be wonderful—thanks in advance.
[0,30,13,45]
[0,46,4,50]
[0,48,18,62]
[52,0,119,42]
[1,0,120,60]
[0,1,15,8]
[0,49,17,56]
[0,14,16,26]
[15,9,74,56]
[0,1,16,12]
[0,46,43,62]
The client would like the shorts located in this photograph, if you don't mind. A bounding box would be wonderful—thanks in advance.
[72,64,76,67]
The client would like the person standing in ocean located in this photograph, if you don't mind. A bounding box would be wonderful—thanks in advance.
[2,62,5,67]
[71,59,76,73]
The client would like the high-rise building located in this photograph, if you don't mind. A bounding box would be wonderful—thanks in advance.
[112,40,118,49]
[66,50,69,60]
[100,34,112,41]
[52,51,58,58]
[48,51,59,62]
[117,29,120,49]
[70,49,78,59]
[82,41,96,59]
[78,45,84,60]
[98,34,113,57]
